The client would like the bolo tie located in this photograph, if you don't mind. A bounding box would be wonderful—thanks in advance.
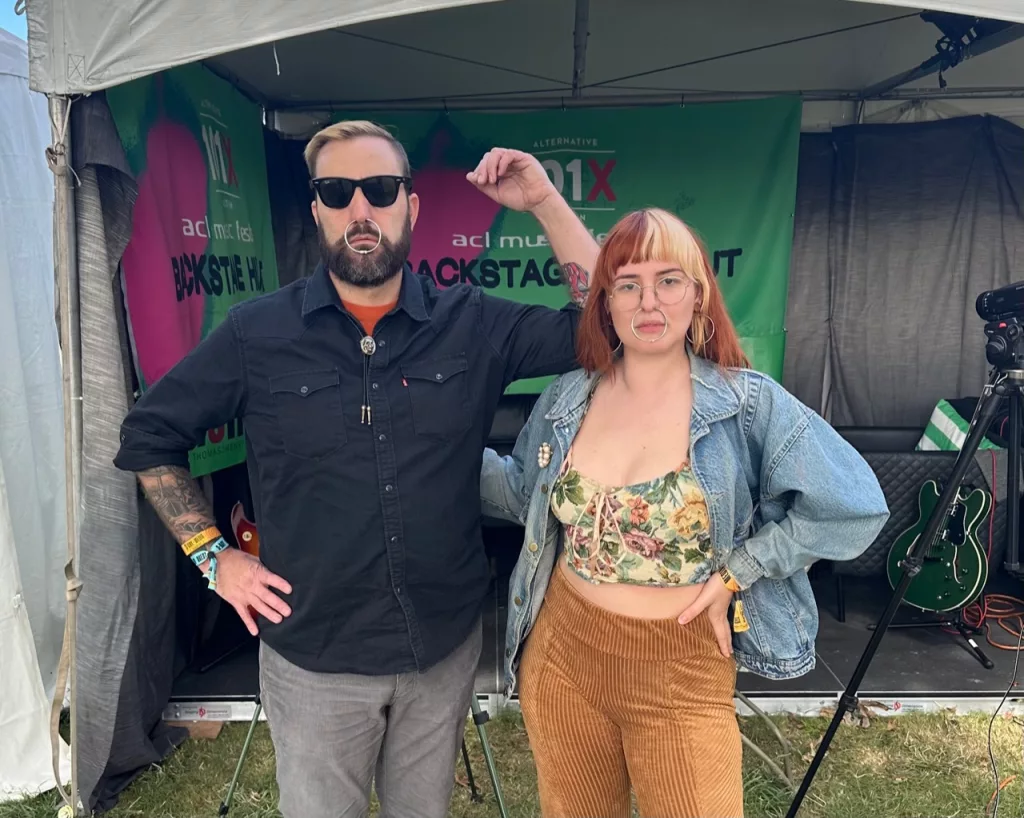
[359,335,375,424]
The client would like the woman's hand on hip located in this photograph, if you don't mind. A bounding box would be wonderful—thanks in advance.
[678,574,734,657]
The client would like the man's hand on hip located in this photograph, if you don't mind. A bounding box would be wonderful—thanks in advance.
[204,547,293,636]
[467,148,558,213]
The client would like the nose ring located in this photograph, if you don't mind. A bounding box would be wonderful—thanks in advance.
[630,308,669,342]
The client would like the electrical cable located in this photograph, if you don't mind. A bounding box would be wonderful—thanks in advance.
[583,13,920,89]
[986,621,1023,818]
[331,30,569,86]
[964,441,1024,817]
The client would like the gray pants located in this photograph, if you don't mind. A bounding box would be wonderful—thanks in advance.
[258,618,482,818]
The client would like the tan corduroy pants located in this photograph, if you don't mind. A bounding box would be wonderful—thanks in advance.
[518,566,744,818]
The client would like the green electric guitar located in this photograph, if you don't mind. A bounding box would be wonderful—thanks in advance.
[886,479,992,613]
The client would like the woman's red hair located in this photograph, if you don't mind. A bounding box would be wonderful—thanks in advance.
[576,208,750,375]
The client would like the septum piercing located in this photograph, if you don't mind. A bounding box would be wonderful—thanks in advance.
[631,308,669,342]
[344,219,382,255]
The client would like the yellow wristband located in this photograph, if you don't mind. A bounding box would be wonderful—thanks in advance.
[181,527,222,557]
[719,566,742,593]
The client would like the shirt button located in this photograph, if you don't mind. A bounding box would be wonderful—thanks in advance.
[379,434,386,441]
[528,542,538,552]
[435,373,442,380]
[372,383,379,390]
[299,386,308,395]
[379,340,386,347]
[386,484,393,492]
[514,596,523,606]
[396,586,402,595]
[541,484,548,494]
[391,536,398,543]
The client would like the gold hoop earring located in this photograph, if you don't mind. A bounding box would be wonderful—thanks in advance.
[687,314,716,351]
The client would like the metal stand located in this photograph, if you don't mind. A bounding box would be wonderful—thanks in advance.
[219,695,509,818]
[469,696,509,818]
[218,695,262,817]
[786,368,1023,818]
[871,611,994,669]
[48,92,84,818]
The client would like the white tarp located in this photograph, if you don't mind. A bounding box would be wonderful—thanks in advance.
[25,0,1024,101]
[849,0,1024,23]
[0,26,71,801]
[25,0,502,95]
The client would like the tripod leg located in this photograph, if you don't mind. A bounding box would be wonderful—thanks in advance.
[953,619,995,669]
[461,738,483,802]
[219,696,262,817]
[469,696,510,818]
[1005,390,1021,574]
[785,375,1006,818]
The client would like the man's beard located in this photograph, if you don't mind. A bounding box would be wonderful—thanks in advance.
[319,213,412,289]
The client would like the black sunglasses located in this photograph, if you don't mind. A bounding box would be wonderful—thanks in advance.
[310,175,413,209]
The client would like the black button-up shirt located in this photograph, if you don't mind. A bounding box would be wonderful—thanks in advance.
[114,263,580,674]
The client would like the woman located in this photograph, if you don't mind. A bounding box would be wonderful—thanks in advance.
[480,208,889,818]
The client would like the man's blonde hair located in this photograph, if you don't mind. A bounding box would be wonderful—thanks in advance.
[303,120,411,178]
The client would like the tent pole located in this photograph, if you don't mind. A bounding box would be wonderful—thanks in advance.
[571,0,590,98]
[47,92,84,818]
[859,23,1024,98]
[268,85,1024,122]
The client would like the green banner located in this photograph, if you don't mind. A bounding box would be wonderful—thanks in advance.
[107,63,279,476]
[339,97,801,392]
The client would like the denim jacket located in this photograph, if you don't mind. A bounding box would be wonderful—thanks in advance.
[480,350,889,697]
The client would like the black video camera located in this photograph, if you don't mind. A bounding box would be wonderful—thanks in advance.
[977,281,1024,370]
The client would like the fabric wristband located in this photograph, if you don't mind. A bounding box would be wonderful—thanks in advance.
[206,554,220,591]
[718,565,742,593]
[181,526,222,557]
[190,535,230,568]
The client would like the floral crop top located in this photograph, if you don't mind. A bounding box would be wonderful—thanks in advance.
[549,445,715,586]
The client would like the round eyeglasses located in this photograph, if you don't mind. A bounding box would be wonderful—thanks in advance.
[609,275,691,311]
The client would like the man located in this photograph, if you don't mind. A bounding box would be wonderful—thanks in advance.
[113,120,597,818]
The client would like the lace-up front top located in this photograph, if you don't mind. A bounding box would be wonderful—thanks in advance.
[549,444,715,586]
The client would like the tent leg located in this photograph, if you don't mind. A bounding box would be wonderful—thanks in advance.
[469,697,509,818]
[219,696,262,816]
[47,92,84,818]
[571,0,590,97]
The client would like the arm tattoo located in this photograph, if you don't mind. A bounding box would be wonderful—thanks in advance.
[563,262,591,307]
[137,466,216,544]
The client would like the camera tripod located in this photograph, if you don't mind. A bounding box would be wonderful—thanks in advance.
[786,367,1024,817]
[219,694,509,817]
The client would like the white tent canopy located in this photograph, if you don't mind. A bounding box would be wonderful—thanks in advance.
[25,0,503,95]
[26,0,1024,113]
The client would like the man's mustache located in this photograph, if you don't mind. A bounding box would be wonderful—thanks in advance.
[345,221,382,243]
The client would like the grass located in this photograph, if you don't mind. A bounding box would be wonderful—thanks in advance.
[4,708,1024,818]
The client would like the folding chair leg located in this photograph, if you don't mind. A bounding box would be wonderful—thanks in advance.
[460,738,483,802]
[469,696,510,818]
[219,695,262,816]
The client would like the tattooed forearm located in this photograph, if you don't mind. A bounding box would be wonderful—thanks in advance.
[563,262,591,307]
[137,466,216,544]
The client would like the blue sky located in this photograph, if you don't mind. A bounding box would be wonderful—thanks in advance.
[0,4,27,40]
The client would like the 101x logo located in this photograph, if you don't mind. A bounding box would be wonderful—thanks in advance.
[539,157,617,205]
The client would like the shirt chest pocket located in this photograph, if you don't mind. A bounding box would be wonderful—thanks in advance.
[268,369,347,460]
[400,354,471,438]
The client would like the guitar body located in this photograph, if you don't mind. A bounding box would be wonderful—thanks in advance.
[886,479,991,612]
[230,501,260,621]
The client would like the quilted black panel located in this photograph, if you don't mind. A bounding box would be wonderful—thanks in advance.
[833,452,1008,577]
[488,394,538,448]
